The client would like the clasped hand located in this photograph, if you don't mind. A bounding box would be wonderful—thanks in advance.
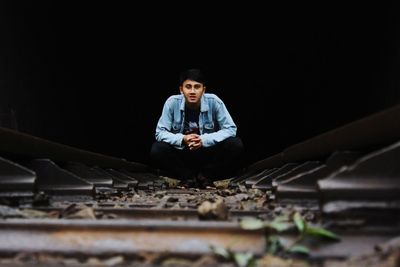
[183,134,202,151]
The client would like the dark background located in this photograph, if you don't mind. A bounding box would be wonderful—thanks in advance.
[1,2,399,166]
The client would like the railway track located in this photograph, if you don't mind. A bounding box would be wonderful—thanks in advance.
[0,105,399,266]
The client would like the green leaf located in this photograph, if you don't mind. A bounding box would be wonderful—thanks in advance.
[240,218,265,230]
[266,235,282,255]
[273,214,290,222]
[288,245,310,255]
[293,212,305,233]
[267,221,292,232]
[233,252,255,267]
[306,226,340,240]
[210,245,231,259]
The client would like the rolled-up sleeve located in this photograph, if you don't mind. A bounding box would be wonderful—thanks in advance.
[155,99,185,149]
[201,102,237,147]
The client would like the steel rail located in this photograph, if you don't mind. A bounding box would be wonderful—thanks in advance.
[0,219,266,255]
[0,127,149,172]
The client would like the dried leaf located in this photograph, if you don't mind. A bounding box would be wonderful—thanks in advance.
[0,205,23,218]
[20,209,52,219]
[213,178,231,189]
[256,254,297,267]
[161,176,180,188]
[66,207,96,219]
[162,257,193,266]
[197,199,229,220]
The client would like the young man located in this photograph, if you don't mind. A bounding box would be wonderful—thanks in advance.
[150,69,244,187]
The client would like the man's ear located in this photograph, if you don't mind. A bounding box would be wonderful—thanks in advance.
[179,86,183,94]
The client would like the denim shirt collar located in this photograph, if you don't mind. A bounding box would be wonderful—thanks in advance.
[179,94,209,112]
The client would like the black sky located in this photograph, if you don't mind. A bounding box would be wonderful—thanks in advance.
[1,2,399,165]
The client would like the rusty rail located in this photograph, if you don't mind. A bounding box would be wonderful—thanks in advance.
[0,219,266,255]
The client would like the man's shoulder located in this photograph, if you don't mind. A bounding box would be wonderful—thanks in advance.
[204,93,223,104]
[165,94,183,103]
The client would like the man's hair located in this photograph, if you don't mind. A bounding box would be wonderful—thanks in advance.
[179,69,206,86]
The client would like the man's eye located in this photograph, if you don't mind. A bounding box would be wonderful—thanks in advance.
[194,84,202,89]
[185,85,192,89]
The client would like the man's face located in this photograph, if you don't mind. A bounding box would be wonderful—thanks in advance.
[180,79,205,106]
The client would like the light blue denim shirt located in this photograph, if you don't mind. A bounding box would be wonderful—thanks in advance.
[155,93,237,149]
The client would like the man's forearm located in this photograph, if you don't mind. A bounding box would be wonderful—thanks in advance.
[156,131,185,149]
[201,128,236,147]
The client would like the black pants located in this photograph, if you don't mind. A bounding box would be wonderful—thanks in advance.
[150,137,244,181]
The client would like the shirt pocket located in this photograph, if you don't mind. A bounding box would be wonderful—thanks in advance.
[172,123,182,134]
[203,122,215,133]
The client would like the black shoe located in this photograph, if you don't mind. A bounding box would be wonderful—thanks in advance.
[196,173,215,189]
[177,178,197,189]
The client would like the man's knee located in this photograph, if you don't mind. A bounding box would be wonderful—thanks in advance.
[222,137,244,155]
[150,141,174,160]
